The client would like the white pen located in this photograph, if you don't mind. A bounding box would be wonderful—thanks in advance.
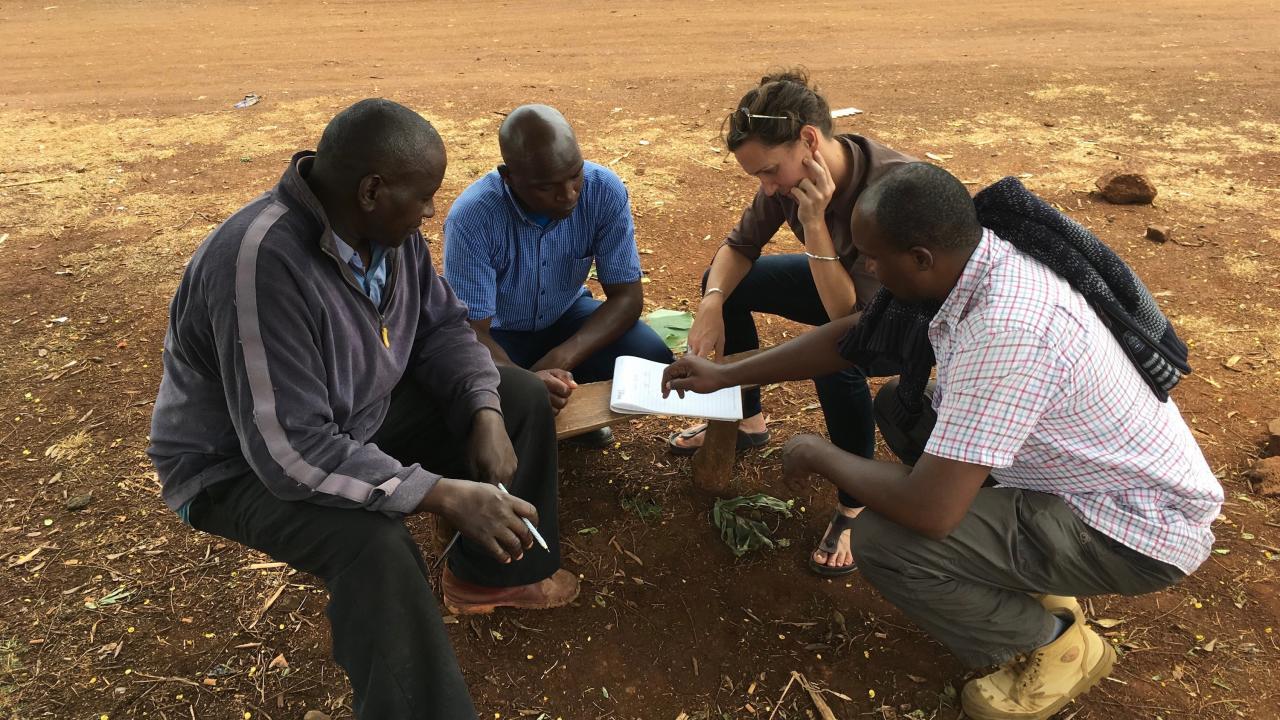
[497,483,548,551]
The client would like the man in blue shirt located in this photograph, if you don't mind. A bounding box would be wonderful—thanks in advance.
[445,104,673,446]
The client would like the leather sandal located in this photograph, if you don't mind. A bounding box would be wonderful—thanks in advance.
[808,510,859,577]
[666,424,770,456]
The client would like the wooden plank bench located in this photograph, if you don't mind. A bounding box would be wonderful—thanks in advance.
[553,380,628,441]
[554,352,757,496]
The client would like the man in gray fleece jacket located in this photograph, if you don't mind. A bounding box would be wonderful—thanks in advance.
[148,99,577,719]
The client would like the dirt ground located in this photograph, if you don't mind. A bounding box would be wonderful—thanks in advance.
[2,1,1279,718]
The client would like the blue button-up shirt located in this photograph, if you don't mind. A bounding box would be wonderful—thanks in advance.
[332,233,389,308]
[443,161,642,332]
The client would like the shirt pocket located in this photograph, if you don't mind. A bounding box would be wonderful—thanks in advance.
[564,254,595,290]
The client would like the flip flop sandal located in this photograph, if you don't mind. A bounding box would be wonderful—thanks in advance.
[808,510,859,577]
[666,424,771,457]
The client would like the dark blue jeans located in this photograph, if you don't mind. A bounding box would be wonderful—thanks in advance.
[491,288,674,383]
[708,254,875,508]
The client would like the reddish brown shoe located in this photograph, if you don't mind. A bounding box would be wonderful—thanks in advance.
[441,568,580,615]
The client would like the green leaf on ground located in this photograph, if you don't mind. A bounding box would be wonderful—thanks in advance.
[621,495,663,522]
[711,493,794,557]
[84,585,132,610]
[643,309,694,353]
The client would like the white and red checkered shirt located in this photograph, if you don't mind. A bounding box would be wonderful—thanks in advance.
[926,229,1222,574]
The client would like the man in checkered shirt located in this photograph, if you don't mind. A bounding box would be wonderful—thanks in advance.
[661,163,1222,720]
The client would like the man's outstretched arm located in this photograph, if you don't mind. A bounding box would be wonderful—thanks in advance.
[662,312,859,395]
[784,436,991,540]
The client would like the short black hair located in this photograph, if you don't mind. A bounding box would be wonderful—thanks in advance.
[862,162,982,251]
[313,98,443,182]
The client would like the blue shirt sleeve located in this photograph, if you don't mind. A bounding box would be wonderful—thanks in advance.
[588,166,643,286]
[443,191,499,321]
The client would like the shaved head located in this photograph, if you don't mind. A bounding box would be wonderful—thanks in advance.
[498,104,581,175]
[313,98,444,185]
[497,104,585,219]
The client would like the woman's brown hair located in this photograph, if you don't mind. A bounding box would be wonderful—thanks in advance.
[723,67,833,151]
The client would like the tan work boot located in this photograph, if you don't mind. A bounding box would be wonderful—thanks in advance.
[1034,593,1082,622]
[442,568,580,615]
[962,613,1115,720]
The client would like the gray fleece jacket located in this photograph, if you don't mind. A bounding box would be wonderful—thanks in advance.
[148,151,502,516]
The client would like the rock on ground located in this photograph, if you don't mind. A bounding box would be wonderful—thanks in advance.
[1145,224,1171,243]
[1097,171,1158,204]
[1249,456,1280,497]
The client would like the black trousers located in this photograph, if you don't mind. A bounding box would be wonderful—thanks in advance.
[189,366,559,719]
[703,255,876,508]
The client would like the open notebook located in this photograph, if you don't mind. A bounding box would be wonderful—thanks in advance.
[609,356,744,421]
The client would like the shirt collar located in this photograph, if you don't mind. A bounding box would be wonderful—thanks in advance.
[331,232,358,265]
[331,231,385,274]
[931,228,1003,332]
[280,152,343,257]
[280,152,330,226]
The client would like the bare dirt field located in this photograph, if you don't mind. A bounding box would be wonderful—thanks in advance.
[2,1,1279,718]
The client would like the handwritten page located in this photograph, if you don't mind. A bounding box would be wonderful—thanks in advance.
[609,356,743,421]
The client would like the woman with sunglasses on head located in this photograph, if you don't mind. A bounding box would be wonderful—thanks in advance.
[668,68,915,576]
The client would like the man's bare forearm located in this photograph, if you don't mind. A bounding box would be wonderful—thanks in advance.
[722,313,859,387]
[798,439,990,541]
[802,442,922,530]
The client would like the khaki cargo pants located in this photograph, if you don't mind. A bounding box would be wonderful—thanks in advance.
[851,379,1185,667]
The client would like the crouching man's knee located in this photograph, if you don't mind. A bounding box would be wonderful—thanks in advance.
[848,509,920,579]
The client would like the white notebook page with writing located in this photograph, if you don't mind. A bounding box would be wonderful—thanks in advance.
[609,356,744,421]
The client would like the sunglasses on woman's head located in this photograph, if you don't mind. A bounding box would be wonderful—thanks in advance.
[735,107,794,129]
